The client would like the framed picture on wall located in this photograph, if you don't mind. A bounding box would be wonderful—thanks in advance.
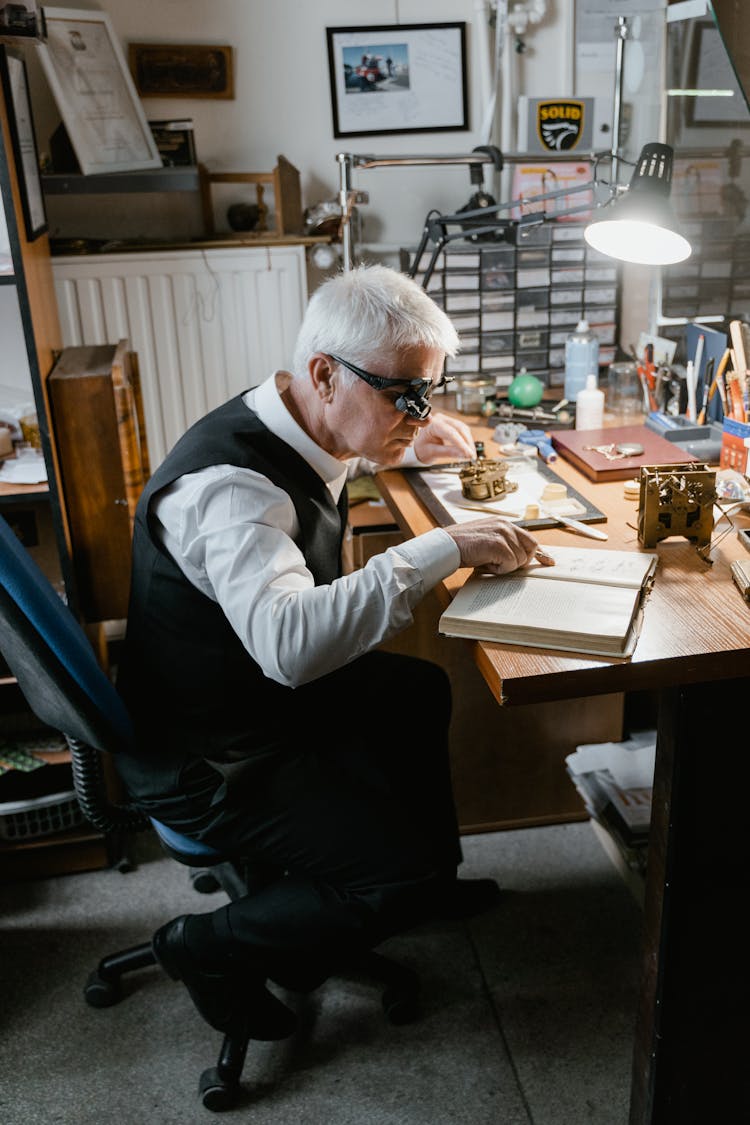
[0,46,47,240]
[686,19,750,127]
[36,7,162,175]
[129,44,234,99]
[326,22,468,138]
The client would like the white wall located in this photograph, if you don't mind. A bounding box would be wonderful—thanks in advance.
[23,0,577,256]
[18,0,678,349]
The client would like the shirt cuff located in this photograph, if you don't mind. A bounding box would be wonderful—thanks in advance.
[399,446,426,469]
[390,527,461,589]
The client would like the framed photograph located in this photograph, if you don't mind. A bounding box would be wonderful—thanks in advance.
[326,22,467,138]
[128,44,234,99]
[0,47,47,240]
[686,19,749,128]
[36,8,162,175]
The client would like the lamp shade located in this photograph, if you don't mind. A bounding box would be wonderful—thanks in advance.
[584,143,692,266]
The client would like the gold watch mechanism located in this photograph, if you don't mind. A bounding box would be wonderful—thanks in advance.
[459,457,519,502]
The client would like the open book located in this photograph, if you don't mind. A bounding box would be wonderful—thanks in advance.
[438,544,658,658]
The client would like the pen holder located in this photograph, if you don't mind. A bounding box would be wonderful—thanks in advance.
[720,418,750,474]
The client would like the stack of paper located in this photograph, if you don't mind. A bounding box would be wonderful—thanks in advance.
[565,731,656,870]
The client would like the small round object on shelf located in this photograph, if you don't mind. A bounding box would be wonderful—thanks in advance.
[507,372,544,408]
[226,202,261,232]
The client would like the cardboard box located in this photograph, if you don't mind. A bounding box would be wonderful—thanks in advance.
[720,418,750,473]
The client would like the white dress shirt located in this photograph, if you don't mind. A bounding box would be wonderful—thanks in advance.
[152,372,460,688]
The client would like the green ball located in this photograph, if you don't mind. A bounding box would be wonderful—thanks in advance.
[507,373,544,408]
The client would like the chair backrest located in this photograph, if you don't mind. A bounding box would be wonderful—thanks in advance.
[0,513,133,751]
[0,513,143,832]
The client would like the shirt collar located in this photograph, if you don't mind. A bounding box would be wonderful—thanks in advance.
[243,373,348,501]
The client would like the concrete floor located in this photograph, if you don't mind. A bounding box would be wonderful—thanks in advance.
[0,821,642,1125]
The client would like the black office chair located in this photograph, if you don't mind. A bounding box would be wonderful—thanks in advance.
[0,513,419,1110]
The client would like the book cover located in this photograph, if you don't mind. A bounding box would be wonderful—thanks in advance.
[686,322,728,423]
[148,119,196,167]
[551,424,700,482]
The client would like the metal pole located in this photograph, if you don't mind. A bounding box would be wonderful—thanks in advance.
[336,152,354,271]
[611,16,629,187]
[334,148,599,270]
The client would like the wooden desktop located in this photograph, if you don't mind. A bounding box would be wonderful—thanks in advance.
[376,405,750,1124]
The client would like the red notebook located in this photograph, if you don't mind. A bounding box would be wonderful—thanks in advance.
[551,425,701,482]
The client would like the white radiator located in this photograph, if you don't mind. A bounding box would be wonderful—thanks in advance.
[52,245,309,468]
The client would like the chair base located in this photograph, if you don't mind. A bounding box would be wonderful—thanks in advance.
[84,937,420,1111]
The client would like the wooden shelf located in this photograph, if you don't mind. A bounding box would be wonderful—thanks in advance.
[2,59,108,880]
[41,166,200,195]
[0,480,49,501]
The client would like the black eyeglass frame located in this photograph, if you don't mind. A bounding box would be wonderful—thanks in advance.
[328,353,451,420]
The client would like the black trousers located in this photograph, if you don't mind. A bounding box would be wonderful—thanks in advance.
[179,652,463,972]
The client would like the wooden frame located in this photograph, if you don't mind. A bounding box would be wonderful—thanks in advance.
[326,22,467,139]
[0,46,46,240]
[198,155,303,238]
[128,43,234,99]
[36,8,162,175]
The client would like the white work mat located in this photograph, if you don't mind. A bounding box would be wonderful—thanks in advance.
[416,457,590,525]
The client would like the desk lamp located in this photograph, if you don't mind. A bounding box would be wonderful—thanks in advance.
[408,142,692,287]
[583,143,692,266]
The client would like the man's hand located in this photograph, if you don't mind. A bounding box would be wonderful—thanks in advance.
[444,517,556,576]
[413,411,477,464]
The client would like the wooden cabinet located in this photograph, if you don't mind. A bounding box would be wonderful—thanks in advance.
[0,46,110,880]
[48,341,149,624]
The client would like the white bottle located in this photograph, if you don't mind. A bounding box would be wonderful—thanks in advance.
[564,319,599,402]
[575,373,605,430]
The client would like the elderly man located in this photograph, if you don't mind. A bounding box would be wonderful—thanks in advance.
[116,263,550,1038]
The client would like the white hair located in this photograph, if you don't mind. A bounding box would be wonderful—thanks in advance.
[291,263,460,376]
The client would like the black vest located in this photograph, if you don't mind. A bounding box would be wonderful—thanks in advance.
[117,394,348,767]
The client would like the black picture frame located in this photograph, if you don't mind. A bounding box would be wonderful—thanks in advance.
[0,46,47,241]
[685,19,750,128]
[326,22,468,139]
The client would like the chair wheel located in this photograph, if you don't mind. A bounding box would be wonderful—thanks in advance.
[84,969,121,1008]
[199,1066,240,1112]
[382,984,419,1025]
[190,867,222,894]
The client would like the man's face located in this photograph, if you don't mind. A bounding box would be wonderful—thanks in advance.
[327,344,446,463]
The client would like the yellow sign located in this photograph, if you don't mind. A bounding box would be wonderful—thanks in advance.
[536,100,586,152]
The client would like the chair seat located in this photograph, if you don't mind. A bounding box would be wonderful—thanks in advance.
[150,817,225,864]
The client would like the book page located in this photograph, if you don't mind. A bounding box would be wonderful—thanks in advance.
[441,572,640,647]
[516,544,658,588]
[449,574,639,638]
